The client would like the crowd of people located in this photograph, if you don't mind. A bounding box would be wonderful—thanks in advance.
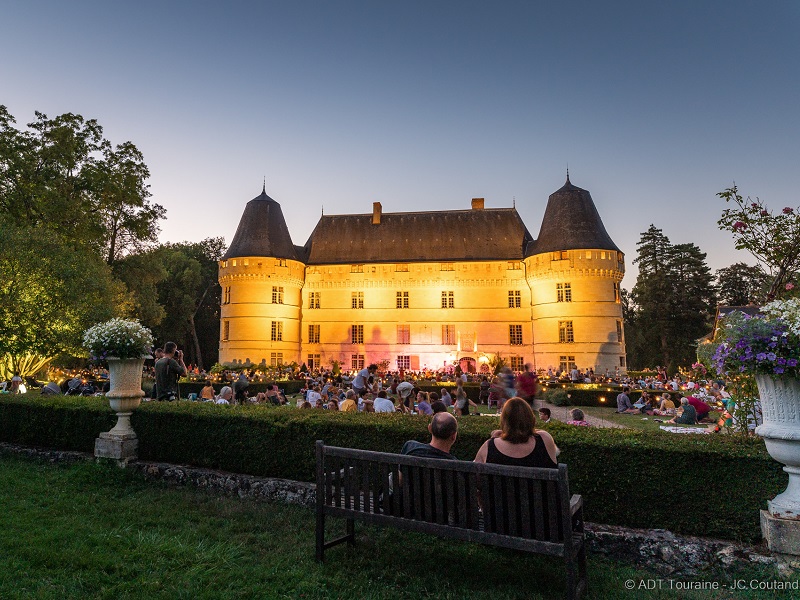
[614,380,732,426]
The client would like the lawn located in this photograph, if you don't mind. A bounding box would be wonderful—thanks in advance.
[0,453,795,599]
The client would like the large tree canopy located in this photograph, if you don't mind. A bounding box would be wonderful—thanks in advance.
[0,105,164,264]
[0,222,122,378]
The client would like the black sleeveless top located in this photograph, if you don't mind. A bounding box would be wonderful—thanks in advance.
[486,434,557,469]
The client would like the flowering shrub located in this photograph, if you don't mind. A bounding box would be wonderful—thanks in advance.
[83,318,153,360]
[711,299,800,377]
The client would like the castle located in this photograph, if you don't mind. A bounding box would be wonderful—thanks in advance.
[218,176,626,374]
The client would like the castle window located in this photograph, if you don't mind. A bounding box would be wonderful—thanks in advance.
[586,251,592,259]
[270,352,283,366]
[510,356,524,372]
[307,354,321,370]
[271,321,283,342]
[278,259,287,267]
[557,283,572,302]
[507,261,522,270]
[223,286,231,304]
[396,291,409,309]
[351,324,364,345]
[441,290,454,308]
[351,264,364,273]
[616,321,623,343]
[558,321,574,344]
[509,325,523,346]
[223,320,229,341]
[442,324,456,345]
[561,251,569,260]
[351,354,365,371]
[620,356,626,367]
[508,290,521,308]
[272,286,284,304]
[397,355,411,370]
[309,292,320,309]
[614,282,621,303]
[308,324,320,344]
[397,324,410,345]
[440,262,454,271]
[617,252,624,263]
[232,260,237,267]
[395,263,408,272]
[601,252,607,260]
[559,355,576,373]
[352,291,364,309]
[243,259,249,266]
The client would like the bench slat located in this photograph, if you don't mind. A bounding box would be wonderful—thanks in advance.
[433,468,444,525]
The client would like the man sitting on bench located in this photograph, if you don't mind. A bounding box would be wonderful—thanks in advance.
[401,412,459,460]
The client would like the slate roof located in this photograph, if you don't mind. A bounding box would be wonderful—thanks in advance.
[223,188,299,261]
[303,208,533,265]
[527,176,620,256]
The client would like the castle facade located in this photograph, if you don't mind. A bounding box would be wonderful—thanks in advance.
[218,177,626,374]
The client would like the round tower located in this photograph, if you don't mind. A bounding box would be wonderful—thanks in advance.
[218,187,305,367]
[524,176,626,375]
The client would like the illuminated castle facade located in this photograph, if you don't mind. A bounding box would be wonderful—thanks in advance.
[218,177,626,374]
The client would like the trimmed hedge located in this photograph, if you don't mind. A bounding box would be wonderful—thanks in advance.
[539,385,677,407]
[0,394,785,543]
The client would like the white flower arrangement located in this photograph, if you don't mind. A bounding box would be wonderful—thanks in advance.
[762,298,800,336]
[83,318,154,360]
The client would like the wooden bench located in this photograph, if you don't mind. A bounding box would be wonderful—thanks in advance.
[315,441,587,599]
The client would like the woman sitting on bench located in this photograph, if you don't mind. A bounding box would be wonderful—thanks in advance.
[473,397,558,469]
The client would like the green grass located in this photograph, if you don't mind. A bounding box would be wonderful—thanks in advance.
[575,406,720,432]
[0,454,796,599]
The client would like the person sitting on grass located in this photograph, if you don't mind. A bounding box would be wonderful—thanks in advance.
[667,397,697,425]
[430,400,448,414]
[215,386,233,405]
[538,407,551,424]
[686,395,712,423]
[616,387,639,414]
[300,401,313,409]
[416,391,433,415]
[373,390,396,413]
[454,389,478,416]
[566,408,591,427]
[654,393,676,416]
[339,389,358,412]
[200,380,215,401]
[327,398,339,411]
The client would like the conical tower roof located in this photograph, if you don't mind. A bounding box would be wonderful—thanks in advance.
[527,176,620,256]
[223,187,299,261]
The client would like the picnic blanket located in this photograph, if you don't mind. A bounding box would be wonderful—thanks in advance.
[659,425,711,435]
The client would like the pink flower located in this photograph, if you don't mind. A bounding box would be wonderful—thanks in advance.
[783,207,794,214]
[751,202,760,209]
[733,221,747,231]
[787,283,795,290]
[761,210,769,217]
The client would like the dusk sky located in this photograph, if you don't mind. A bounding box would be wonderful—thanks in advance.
[2,1,798,287]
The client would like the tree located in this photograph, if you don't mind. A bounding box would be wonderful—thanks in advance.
[627,226,717,372]
[0,222,123,378]
[718,185,800,301]
[151,238,224,370]
[0,106,164,262]
[715,262,768,306]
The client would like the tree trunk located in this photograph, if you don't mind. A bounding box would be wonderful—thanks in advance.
[188,313,203,371]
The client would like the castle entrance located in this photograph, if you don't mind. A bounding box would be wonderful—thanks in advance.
[459,357,477,373]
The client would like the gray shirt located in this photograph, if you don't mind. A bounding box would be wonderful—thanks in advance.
[616,392,633,412]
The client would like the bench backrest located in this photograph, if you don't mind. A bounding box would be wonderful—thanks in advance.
[316,441,574,546]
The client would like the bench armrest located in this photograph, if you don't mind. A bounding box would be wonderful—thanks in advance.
[570,494,583,517]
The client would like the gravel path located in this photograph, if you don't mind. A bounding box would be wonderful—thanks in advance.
[532,399,627,429]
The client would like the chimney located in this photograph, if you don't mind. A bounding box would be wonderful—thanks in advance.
[471,198,485,210]
[372,202,382,225]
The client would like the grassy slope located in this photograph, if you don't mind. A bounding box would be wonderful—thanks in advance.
[0,455,795,599]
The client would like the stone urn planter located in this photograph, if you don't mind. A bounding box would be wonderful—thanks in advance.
[95,357,146,462]
[755,374,800,556]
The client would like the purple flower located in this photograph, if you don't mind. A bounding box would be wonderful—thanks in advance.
[775,367,785,374]
[788,359,798,367]
[757,353,767,361]
[761,210,769,217]
[733,221,747,231]
[778,357,787,365]
[767,352,777,361]
[783,207,794,214]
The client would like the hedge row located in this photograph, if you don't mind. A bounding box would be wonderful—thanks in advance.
[0,395,784,543]
[175,381,485,400]
[541,387,678,407]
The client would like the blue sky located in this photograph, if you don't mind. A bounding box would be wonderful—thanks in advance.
[2,1,798,286]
